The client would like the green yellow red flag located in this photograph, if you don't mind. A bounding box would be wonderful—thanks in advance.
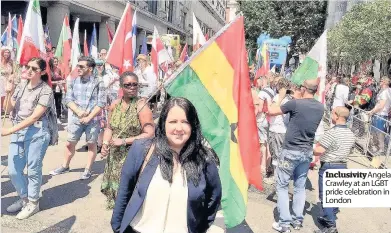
[165,15,262,228]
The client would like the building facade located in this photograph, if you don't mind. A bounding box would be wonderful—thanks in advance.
[1,0,226,55]
[325,0,367,29]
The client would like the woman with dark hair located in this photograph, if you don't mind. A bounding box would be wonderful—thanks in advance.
[49,57,64,121]
[1,57,55,219]
[100,71,155,209]
[111,97,222,233]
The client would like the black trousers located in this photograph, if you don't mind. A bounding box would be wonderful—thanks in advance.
[54,92,62,118]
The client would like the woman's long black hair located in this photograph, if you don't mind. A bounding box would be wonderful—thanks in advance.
[154,97,219,186]
[28,57,48,83]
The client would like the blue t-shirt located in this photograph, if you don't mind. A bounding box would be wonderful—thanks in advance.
[281,98,324,151]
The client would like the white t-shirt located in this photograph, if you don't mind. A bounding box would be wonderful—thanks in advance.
[377,88,391,116]
[269,95,290,134]
[332,84,349,109]
[258,87,275,104]
[135,66,158,98]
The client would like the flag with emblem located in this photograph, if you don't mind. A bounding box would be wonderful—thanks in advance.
[165,15,262,229]
[17,0,51,86]
[106,3,134,73]
[90,24,98,59]
[55,15,72,77]
[291,30,327,104]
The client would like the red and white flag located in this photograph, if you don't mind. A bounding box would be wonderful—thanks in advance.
[151,26,173,79]
[17,0,50,86]
[106,3,134,73]
[83,29,89,56]
[17,0,46,63]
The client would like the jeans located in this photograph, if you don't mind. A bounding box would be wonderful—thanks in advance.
[318,162,347,227]
[8,117,51,202]
[276,149,312,227]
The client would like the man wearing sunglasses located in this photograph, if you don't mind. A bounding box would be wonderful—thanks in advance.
[50,56,106,180]
[268,79,324,233]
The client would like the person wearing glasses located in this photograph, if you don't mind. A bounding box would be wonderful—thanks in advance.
[268,79,324,233]
[2,57,55,219]
[50,56,106,180]
[100,71,154,209]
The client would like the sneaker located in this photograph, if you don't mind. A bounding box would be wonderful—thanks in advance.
[80,169,91,180]
[317,216,336,228]
[291,221,303,230]
[314,226,338,233]
[16,202,39,220]
[57,119,62,124]
[6,199,27,213]
[49,166,70,176]
[272,222,291,233]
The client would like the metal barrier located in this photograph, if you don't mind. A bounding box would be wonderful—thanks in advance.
[323,104,391,169]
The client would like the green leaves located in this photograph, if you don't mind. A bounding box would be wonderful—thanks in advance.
[239,0,327,54]
[328,0,391,63]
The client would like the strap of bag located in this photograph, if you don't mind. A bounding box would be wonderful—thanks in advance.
[261,88,274,100]
[138,143,156,180]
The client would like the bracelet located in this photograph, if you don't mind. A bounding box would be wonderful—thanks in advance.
[122,138,127,146]
[103,141,109,146]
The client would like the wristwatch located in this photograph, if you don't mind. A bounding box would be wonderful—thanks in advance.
[122,139,127,146]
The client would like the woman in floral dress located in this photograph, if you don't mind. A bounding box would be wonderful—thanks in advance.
[100,71,154,209]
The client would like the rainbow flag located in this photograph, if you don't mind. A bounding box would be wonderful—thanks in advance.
[165,15,262,228]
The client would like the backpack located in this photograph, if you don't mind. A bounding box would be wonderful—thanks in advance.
[14,82,59,146]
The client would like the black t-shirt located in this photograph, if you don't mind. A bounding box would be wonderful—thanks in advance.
[281,98,324,151]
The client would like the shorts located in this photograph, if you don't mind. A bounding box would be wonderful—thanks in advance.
[67,121,100,144]
[257,117,269,143]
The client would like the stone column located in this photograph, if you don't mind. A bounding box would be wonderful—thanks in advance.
[98,17,116,51]
[47,1,70,47]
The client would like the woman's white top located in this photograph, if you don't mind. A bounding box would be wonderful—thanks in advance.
[131,164,189,233]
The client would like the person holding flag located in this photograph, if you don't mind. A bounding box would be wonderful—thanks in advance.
[134,54,157,98]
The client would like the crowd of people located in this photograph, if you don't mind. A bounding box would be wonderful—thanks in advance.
[250,71,390,233]
[1,42,391,233]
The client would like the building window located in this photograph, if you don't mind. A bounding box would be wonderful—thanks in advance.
[148,0,157,15]
[167,0,174,23]
[181,11,187,29]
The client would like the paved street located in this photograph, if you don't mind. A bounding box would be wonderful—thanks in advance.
[1,119,391,233]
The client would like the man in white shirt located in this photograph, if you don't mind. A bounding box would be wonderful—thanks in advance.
[134,54,158,98]
[332,77,350,109]
[369,77,391,153]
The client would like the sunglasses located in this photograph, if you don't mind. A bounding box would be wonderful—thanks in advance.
[123,82,138,88]
[25,65,41,72]
[77,64,87,69]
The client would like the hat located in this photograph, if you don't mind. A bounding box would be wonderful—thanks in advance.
[137,54,148,62]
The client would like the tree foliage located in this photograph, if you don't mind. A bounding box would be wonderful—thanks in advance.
[328,0,391,63]
[238,1,327,54]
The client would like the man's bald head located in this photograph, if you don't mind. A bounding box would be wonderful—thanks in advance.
[303,79,318,95]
